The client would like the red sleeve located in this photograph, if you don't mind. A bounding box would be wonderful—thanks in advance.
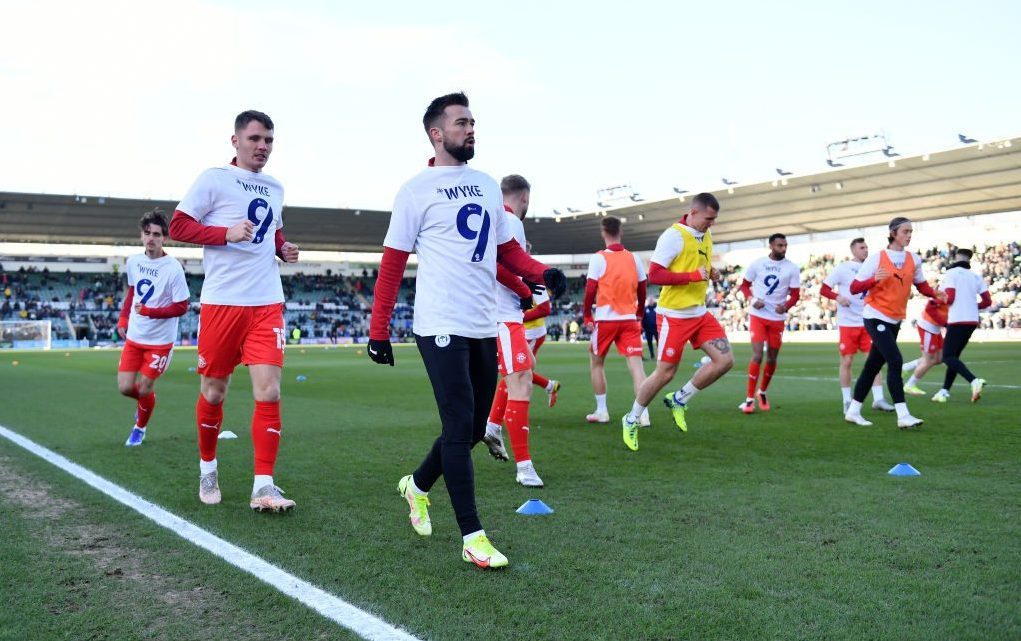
[369,247,410,340]
[497,264,532,299]
[636,280,647,316]
[275,228,286,260]
[497,240,547,282]
[647,262,704,286]
[785,287,800,308]
[849,277,876,295]
[117,287,134,329]
[739,279,753,300]
[979,291,992,309]
[819,283,838,300]
[523,300,551,323]
[169,210,228,246]
[583,279,598,323]
[139,300,189,319]
[916,281,939,299]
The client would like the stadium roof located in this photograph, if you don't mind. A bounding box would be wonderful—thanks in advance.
[1,137,1018,255]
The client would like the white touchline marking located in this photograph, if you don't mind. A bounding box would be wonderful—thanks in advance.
[0,423,421,641]
[776,375,1021,390]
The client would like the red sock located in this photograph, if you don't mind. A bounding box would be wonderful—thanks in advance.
[136,392,156,428]
[252,400,282,476]
[488,379,509,425]
[532,371,550,389]
[196,395,223,462]
[746,361,761,397]
[760,362,777,392]
[504,399,531,463]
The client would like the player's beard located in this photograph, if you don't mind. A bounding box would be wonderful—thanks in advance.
[445,140,475,163]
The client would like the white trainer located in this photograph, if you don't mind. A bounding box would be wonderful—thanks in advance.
[897,414,924,429]
[844,413,873,426]
[586,410,610,423]
[931,389,950,403]
[515,461,544,488]
[872,399,896,412]
[970,378,986,403]
[639,412,651,427]
[842,400,851,415]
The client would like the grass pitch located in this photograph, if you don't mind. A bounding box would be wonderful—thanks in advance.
[0,342,1018,640]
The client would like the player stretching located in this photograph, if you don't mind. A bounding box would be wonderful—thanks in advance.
[481,174,546,487]
[368,93,566,569]
[902,296,947,395]
[820,237,895,413]
[737,233,800,413]
[169,110,300,511]
[117,210,189,446]
[932,248,992,403]
[844,217,941,428]
[584,216,649,425]
[621,193,734,451]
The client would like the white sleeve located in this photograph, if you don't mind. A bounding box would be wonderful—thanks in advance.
[856,254,880,281]
[977,274,989,294]
[911,252,925,284]
[171,264,190,302]
[125,257,136,287]
[789,263,802,288]
[491,192,514,245]
[938,270,953,293]
[586,253,606,280]
[176,170,216,222]
[650,229,682,267]
[742,259,759,284]
[822,266,840,290]
[633,253,647,282]
[382,186,422,252]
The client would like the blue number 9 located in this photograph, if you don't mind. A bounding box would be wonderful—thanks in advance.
[247,198,275,245]
[764,274,779,295]
[136,279,154,304]
[456,203,491,262]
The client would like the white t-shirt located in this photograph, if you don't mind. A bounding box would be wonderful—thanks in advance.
[125,253,190,345]
[176,164,285,306]
[743,257,801,321]
[650,223,707,319]
[941,266,988,324]
[495,211,527,323]
[822,260,867,327]
[383,164,513,338]
[856,249,925,323]
[586,249,647,321]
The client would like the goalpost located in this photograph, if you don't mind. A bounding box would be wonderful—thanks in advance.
[0,320,52,350]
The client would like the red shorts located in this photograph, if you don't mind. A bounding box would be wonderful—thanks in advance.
[838,326,872,356]
[118,339,175,380]
[657,313,727,364]
[918,327,943,354]
[197,303,285,378]
[749,315,785,349]
[497,322,533,376]
[528,335,546,356]
[590,320,643,358]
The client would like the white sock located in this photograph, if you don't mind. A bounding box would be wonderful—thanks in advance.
[674,381,700,405]
[847,400,863,416]
[906,375,919,387]
[485,420,501,435]
[199,458,217,475]
[134,424,145,431]
[894,402,910,419]
[595,394,607,413]
[463,529,484,544]
[409,476,427,496]
[745,396,755,403]
[627,401,646,422]
[872,385,886,402]
[253,474,273,494]
[841,387,852,402]
[903,358,920,372]
[516,459,532,471]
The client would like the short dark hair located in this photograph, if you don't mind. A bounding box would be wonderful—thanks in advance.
[423,92,469,133]
[235,110,274,132]
[768,233,787,244]
[602,216,622,237]
[139,208,168,235]
[692,192,720,211]
[501,174,531,195]
[954,247,974,260]
[850,237,866,248]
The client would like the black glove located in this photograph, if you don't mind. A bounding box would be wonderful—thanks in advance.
[519,295,534,311]
[522,279,547,296]
[543,268,567,299]
[367,339,394,366]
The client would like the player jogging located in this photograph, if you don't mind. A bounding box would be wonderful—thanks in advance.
[902,296,947,395]
[931,248,992,403]
[737,233,801,413]
[820,237,895,413]
[367,93,566,569]
[584,216,649,425]
[844,217,941,428]
[621,193,734,451]
[116,209,190,446]
[169,109,300,511]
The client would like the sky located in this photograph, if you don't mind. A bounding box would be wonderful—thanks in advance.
[2,0,1019,217]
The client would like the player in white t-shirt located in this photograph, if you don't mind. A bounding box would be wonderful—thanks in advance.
[367,93,566,569]
[169,110,300,512]
[820,237,893,413]
[932,248,993,403]
[116,210,190,447]
[737,234,801,413]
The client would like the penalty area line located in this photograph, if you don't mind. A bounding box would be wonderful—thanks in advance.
[0,423,421,641]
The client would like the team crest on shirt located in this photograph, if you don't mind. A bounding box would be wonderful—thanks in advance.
[666,348,676,357]
[435,335,450,348]
[515,352,527,364]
